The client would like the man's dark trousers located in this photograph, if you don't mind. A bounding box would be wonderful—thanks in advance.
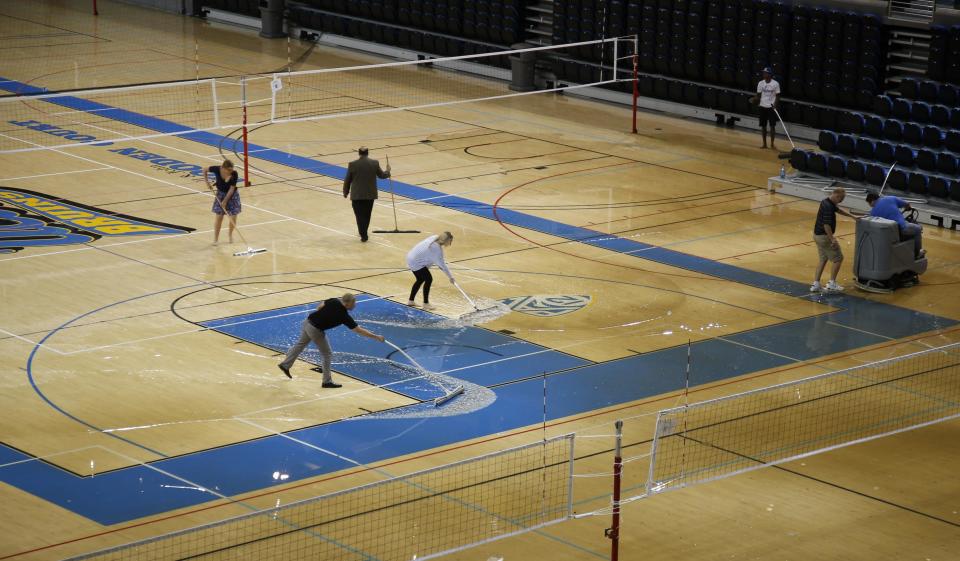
[352,199,374,240]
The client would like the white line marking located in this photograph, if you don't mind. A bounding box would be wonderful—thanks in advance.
[0,326,65,355]
[0,218,291,263]
[0,445,101,469]
[0,166,113,181]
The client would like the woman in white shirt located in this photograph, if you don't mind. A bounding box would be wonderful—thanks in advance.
[406,232,455,310]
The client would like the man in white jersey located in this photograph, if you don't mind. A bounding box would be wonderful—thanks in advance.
[406,232,455,310]
[754,67,781,149]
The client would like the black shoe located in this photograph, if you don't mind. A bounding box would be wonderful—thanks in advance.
[360,235,368,242]
[278,364,292,378]
[322,382,343,388]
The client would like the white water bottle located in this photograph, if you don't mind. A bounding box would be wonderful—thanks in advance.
[779,164,786,179]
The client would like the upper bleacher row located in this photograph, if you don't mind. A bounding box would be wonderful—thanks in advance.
[929,25,960,85]
[789,72,960,202]
[205,0,893,113]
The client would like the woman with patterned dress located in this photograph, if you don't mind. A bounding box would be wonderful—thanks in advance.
[204,159,241,244]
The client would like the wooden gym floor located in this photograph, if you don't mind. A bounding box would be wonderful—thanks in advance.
[0,1,958,560]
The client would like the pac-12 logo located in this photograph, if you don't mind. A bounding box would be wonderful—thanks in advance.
[499,295,591,317]
[0,187,194,254]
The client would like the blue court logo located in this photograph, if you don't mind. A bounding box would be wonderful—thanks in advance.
[0,187,194,253]
[499,295,591,317]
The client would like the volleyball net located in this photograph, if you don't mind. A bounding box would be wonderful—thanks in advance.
[67,434,574,561]
[644,342,960,496]
[0,37,636,155]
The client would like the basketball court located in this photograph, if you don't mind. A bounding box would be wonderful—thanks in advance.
[1,1,959,560]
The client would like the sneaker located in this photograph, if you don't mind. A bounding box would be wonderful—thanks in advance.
[809,281,822,292]
[322,382,342,389]
[422,303,435,311]
[918,249,927,259]
[406,300,419,307]
[278,364,292,379]
[825,280,844,292]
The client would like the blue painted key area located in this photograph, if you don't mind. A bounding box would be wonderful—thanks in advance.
[202,296,591,399]
[0,78,955,525]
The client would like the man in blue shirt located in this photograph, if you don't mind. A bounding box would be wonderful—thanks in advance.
[865,193,924,259]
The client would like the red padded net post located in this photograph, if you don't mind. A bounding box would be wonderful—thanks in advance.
[605,420,623,561]
[631,54,638,134]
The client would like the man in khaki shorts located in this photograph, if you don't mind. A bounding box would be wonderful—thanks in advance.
[811,187,861,293]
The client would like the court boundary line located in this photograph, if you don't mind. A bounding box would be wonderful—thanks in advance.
[5,325,957,560]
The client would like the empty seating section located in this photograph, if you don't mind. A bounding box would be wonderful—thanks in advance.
[572,0,886,114]
[802,55,960,202]
[199,1,894,127]
[280,1,523,59]
[927,25,960,85]
[803,109,960,199]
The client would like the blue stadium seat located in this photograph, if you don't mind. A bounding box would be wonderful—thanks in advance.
[908,173,929,195]
[894,145,916,167]
[888,169,908,191]
[876,95,894,117]
[790,148,809,171]
[846,159,866,182]
[836,134,856,156]
[922,126,943,149]
[919,80,940,102]
[911,101,931,124]
[818,130,838,152]
[855,137,876,160]
[864,115,883,137]
[902,122,923,145]
[819,108,838,131]
[931,104,951,127]
[946,130,960,153]
[882,119,903,141]
[839,111,865,134]
[808,152,828,174]
[803,104,823,128]
[891,96,910,120]
[916,149,937,171]
[900,77,919,99]
[953,179,960,202]
[702,87,719,108]
[875,141,895,163]
[827,155,847,177]
[928,176,949,199]
[939,84,958,106]
[952,108,960,130]
[937,152,959,176]
[865,163,887,186]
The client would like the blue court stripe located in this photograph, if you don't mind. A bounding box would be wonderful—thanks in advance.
[0,77,812,297]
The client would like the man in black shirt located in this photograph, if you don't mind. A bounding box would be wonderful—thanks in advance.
[278,293,385,387]
[811,187,860,293]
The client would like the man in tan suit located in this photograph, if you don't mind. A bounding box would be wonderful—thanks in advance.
[343,146,390,242]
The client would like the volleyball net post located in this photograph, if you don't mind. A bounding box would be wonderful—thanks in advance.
[604,419,624,561]
[241,76,250,186]
[631,53,638,134]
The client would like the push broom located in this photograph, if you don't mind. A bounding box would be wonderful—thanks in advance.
[373,155,420,234]
[452,280,501,323]
[772,106,796,160]
[384,340,464,406]
[214,191,266,257]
